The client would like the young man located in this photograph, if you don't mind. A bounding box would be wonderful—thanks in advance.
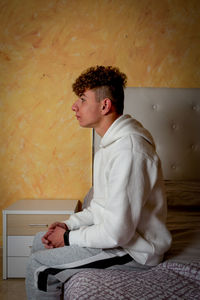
[26,66,171,299]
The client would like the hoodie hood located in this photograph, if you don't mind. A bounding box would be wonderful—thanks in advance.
[100,114,155,149]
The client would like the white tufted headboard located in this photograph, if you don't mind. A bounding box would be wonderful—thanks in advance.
[93,88,200,205]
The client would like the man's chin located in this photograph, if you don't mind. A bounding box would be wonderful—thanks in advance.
[79,122,92,128]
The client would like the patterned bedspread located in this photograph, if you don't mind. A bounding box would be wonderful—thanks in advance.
[63,260,200,300]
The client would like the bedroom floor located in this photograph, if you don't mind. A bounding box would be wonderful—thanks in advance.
[0,248,26,300]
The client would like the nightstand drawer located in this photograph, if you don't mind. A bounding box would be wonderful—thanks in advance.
[8,257,29,278]
[8,236,34,256]
[7,214,69,235]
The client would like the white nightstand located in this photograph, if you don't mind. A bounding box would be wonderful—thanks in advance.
[2,199,79,279]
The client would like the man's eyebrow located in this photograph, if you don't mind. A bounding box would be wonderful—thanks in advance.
[80,93,87,98]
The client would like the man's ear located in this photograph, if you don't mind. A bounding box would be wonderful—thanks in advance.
[101,98,112,115]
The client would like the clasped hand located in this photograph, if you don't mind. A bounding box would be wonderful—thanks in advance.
[42,222,68,249]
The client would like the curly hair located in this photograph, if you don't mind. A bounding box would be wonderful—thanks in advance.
[72,66,127,114]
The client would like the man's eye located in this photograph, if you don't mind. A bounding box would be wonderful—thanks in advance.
[81,98,86,102]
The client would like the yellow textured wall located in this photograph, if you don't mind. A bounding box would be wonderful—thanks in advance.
[0,0,200,245]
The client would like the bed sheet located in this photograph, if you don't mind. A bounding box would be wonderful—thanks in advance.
[64,261,200,300]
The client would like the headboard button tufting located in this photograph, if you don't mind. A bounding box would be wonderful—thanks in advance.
[192,105,199,111]
[171,124,177,130]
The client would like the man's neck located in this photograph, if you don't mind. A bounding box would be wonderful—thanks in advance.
[95,113,122,137]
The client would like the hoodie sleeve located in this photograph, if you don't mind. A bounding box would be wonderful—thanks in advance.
[64,206,94,230]
[67,148,158,248]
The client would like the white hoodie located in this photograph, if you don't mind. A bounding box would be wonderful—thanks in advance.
[65,115,172,266]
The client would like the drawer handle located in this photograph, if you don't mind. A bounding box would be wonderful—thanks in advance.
[29,224,48,227]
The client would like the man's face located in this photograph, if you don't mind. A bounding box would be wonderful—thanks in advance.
[72,89,103,129]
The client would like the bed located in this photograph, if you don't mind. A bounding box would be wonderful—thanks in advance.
[62,87,200,299]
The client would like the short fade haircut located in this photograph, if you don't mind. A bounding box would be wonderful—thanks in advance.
[72,66,127,114]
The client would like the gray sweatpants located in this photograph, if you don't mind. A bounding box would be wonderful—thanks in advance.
[26,232,150,300]
[25,232,126,300]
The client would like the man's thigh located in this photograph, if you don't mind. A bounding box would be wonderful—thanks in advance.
[33,245,103,267]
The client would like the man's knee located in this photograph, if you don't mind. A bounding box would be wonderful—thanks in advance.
[31,231,46,253]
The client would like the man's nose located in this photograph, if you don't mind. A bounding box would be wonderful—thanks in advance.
[72,100,78,112]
